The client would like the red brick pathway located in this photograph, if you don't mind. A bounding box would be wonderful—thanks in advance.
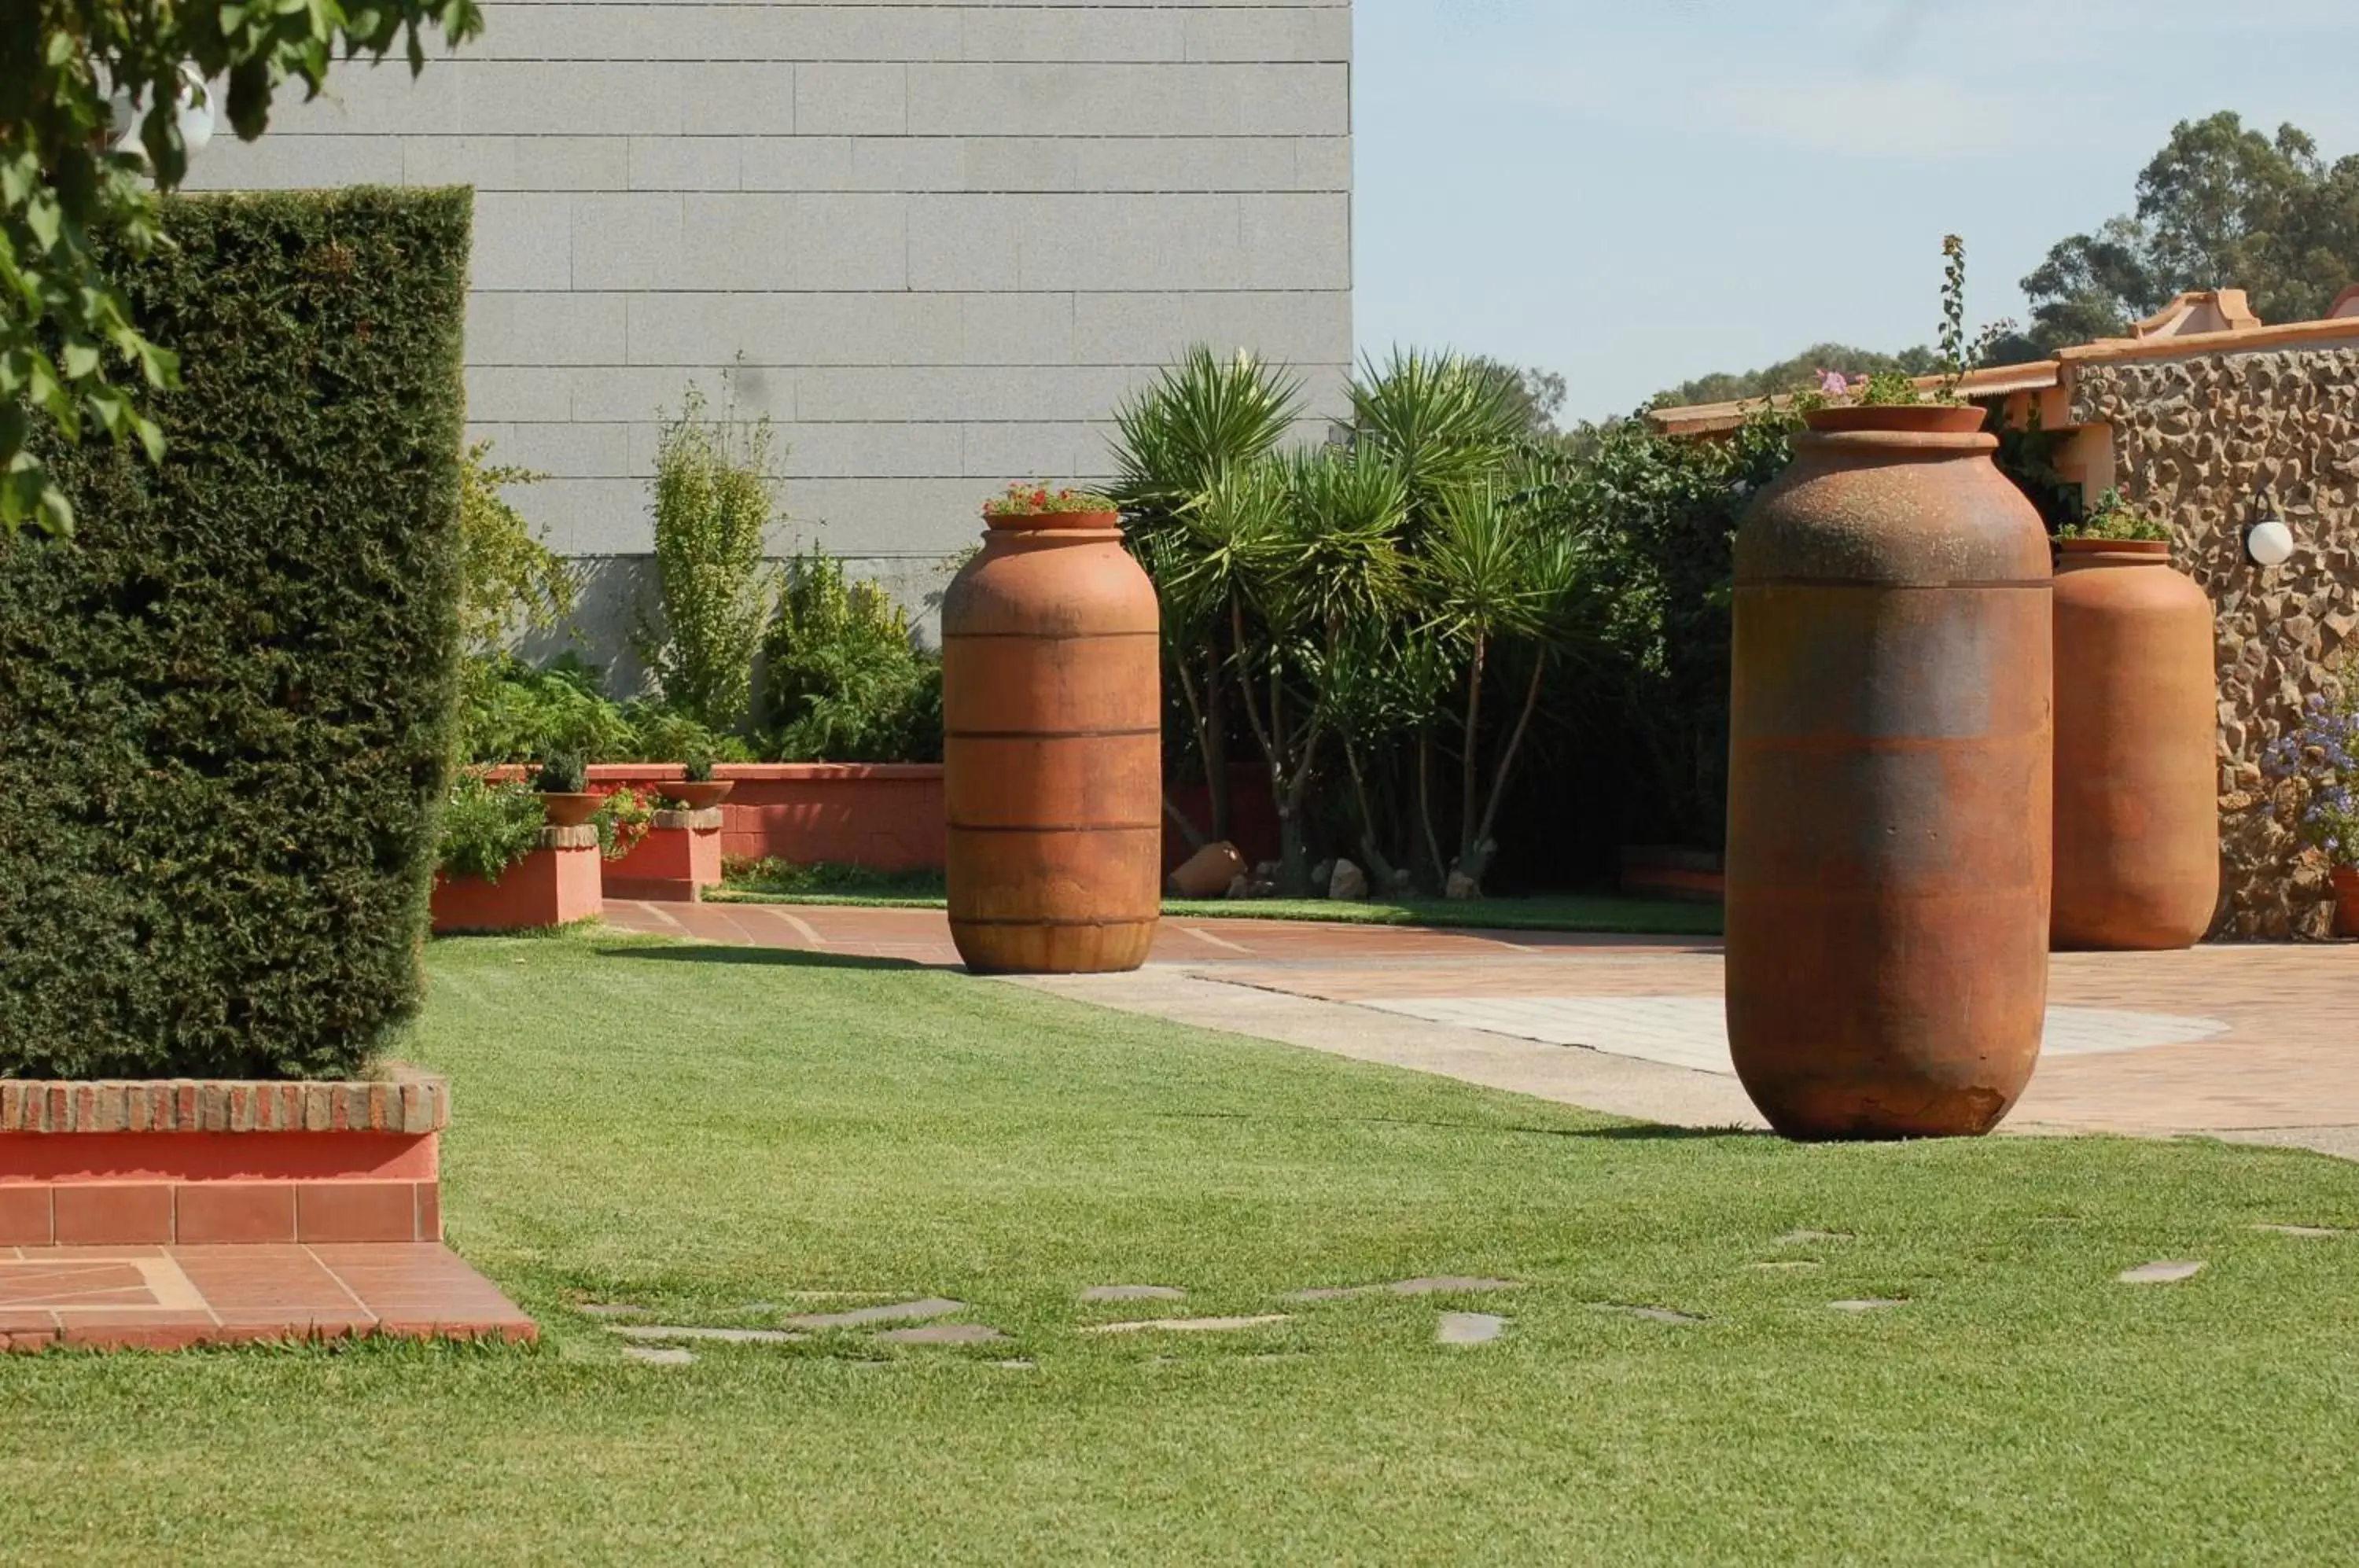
[605,900,2358,1142]
[0,1243,535,1352]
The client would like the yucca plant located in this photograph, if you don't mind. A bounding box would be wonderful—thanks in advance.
[1420,470,1598,893]
[1349,348,1527,532]
[1111,348,1305,843]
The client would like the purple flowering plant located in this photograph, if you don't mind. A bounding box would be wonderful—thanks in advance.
[2263,685,2359,866]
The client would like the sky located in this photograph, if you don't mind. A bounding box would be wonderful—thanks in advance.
[1353,0,2359,421]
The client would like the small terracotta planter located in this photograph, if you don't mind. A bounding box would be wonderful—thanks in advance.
[539,791,600,828]
[664,780,735,812]
[2334,865,2359,937]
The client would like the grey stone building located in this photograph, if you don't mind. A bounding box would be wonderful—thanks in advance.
[188,0,1354,656]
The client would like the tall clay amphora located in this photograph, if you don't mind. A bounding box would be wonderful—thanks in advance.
[2052,539,2219,948]
[1726,404,2053,1139]
[940,502,1161,974]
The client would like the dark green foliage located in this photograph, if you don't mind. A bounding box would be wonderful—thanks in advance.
[454,653,750,765]
[532,752,587,794]
[0,188,469,1079]
[760,550,943,763]
[1512,410,1798,856]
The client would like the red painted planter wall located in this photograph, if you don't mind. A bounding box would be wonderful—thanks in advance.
[431,841,602,932]
[570,762,1283,877]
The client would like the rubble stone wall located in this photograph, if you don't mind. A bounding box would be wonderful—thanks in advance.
[2070,346,2359,938]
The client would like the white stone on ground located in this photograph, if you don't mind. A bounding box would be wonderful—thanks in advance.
[2252,1224,2342,1238]
[2118,1260,2206,1284]
[610,1324,807,1344]
[1592,1303,1703,1325]
[1829,1298,1906,1312]
[878,1323,1007,1345]
[786,1297,964,1329]
[1085,1315,1291,1334]
[1437,1312,1506,1345]
[623,1345,695,1365]
[1080,1285,1185,1302]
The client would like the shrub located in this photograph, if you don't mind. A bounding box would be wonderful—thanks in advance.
[2059,488,2169,542]
[455,653,750,765]
[0,189,469,1078]
[593,786,656,859]
[636,381,779,734]
[438,772,544,883]
[458,440,575,656]
[533,752,588,794]
[761,549,943,763]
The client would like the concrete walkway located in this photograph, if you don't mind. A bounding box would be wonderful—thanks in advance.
[603,900,2359,1157]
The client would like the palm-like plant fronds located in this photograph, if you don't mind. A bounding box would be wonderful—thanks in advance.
[1110,347,1305,516]
[1349,348,1525,522]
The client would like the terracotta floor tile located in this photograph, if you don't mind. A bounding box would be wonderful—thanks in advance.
[0,1242,532,1349]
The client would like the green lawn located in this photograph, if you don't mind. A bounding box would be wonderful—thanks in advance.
[4,929,2355,1563]
[715,863,1723,936]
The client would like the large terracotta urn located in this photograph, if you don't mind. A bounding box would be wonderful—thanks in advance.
[1726,405,2053,1139]
[2051,539,2219,948]
[940,507,1161,974]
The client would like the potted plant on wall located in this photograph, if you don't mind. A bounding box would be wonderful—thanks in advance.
[535,750,600,826]
[663,749,734,812]
[2264,687,2359,937]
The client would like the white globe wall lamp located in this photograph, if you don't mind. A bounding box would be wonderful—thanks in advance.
[2244,488,2295,568]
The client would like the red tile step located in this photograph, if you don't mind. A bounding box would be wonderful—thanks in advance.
[0,1243,535,1352]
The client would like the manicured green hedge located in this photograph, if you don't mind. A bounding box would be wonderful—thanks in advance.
[0,189,470,1079]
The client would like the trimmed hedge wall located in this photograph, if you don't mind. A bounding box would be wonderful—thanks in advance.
[0,189,470,1080]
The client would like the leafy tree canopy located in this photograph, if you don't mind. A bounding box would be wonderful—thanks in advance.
[1,0,484,536]
[1465,356,1569,436]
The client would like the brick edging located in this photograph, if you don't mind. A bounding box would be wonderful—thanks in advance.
[0,1066,448,1135]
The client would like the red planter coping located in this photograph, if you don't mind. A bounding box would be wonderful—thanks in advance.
[584,762,948,871]
[0,1067,447,1248]
[432,825,603,933]
[603,806,724,902]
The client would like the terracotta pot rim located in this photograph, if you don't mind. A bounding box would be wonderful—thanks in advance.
[981,509,1122,532]
[1801,404,1989,435]
[538,790,600,827]
[2057,537,2169,556]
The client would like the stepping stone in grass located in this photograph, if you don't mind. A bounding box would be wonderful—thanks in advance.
[1084,1315,1292,1334]
[1437,1312,1507,1345]
[623,1345,694,1365]
[610,1324,808,1345]
[1592,1303,1704,1325]
[2252,1224,2343,1238]
[786,1297,965,1330]
[1286,1277,1517,1302]
[1775,1230,1851,1246]
[1749,1261,1820,1272]
[1829,1298,1907,1312]
[2118,1260,2205,1285]
[878,1323,1007,1345]
[1080,1285,1185,1302]
[577,1303,653,1318]
[992,1359,1036,1371]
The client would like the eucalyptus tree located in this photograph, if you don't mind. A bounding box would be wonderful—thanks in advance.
[1110,347,1302,841]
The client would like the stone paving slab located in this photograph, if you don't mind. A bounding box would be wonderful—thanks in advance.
[0,1243,533,1351]
[1351,995,2231,1076]
[602,900,2359,1154]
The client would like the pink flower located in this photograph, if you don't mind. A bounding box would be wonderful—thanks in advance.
[1817,370,1850,396]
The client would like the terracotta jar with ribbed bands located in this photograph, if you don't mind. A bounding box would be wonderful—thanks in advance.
[940,509,1161,974]
[1726,405,2052,1139]
[2051,539,2219,949]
